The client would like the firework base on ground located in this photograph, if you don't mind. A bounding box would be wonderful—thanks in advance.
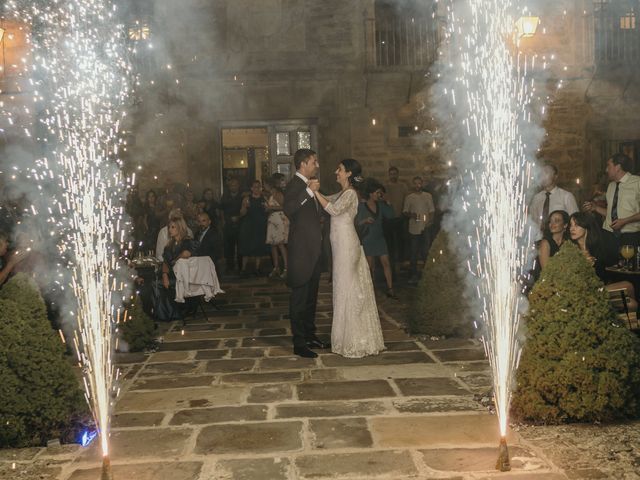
[496,436,511,472]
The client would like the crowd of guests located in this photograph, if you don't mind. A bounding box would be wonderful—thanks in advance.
[125,166,443,300]
[532,153,640,308]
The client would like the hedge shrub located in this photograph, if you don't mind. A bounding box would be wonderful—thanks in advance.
[409,229,475,338]
[0,274,85,447]
[511,242,640,423]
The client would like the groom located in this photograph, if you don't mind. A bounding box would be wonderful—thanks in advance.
[283,148,330,358]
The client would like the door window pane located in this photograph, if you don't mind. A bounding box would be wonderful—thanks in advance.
[277,163,291,178]
[276,132,290,156]
[297,131,311,150]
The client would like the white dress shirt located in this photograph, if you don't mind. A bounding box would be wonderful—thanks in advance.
[604,173,640,233]
[529,186,578,227]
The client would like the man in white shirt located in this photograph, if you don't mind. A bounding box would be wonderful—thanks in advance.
[529,163,578,233]
[584,153,640,249]
[403,176,435,284]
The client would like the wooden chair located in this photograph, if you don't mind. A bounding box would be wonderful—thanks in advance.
[608,287,639,331]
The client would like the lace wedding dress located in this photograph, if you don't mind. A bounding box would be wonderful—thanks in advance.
[325,188,385,358]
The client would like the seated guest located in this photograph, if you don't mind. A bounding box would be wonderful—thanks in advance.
[161,217,194,290]
[569,212,636,306]
[194,211,218,263]
[155,209,193,261]
[538,210,570,270]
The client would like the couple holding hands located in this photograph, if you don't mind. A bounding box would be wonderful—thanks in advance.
[283,149,384,359]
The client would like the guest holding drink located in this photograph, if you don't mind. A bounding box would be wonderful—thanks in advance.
[403,176,435,284]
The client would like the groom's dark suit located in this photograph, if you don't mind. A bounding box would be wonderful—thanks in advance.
[284,174,323,348]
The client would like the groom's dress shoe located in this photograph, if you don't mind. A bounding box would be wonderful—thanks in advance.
[294,346,318,358]
[306,338,330,349]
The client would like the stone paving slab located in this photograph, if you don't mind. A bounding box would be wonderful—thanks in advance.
[371,414,517,448]
[158,340,221,351]
[116,386,245,412]
[165,329,254,341]
[297,380,396,401]
[221,371,303,384]
[247,384,293,403]
[295,450,418,478]
[67,461,202,480]
[434,348,488,362]
[169,405,268,425]
[195,421,303,454]
[80,428,192,460]
[131,375,216,390]
[393,377,470,396]
[147,351,192,362]
[112,412,165,428]
[193,349,229,360]
[213,458,290,480]
[393,397,485,414]
[259,356,318,370]
[138,361,202,376]
[204,358,256,373]
[275,401,388,419]
[309,418,373,449]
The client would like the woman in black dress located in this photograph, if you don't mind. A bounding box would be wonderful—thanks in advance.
[239,180,269,275]
[538,210,570,270]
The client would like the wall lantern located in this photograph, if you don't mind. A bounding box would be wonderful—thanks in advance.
[516,16,540,38]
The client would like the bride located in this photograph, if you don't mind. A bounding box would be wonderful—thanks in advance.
[314,159,385,358]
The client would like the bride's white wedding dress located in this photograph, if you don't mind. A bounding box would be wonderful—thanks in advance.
[325,188,385,358]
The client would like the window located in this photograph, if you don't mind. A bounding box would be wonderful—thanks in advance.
[367,0,439,69]
[594,0,640,66]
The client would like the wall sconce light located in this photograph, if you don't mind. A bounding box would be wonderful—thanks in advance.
[516,16,540,38]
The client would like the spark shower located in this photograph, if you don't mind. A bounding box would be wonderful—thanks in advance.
[436,0,543,460]
[5,0,132,465]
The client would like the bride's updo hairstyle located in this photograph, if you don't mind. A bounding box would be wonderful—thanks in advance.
[341,158,364,187]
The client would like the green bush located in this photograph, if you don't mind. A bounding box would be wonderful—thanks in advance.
[512,242,640,424]
[409,230,475,338]
[120,296,156,352]
[0,274,86,448]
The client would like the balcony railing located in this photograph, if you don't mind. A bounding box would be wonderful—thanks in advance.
[365,16,441,70]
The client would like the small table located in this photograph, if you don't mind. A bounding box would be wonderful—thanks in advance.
[130,257,162,315]
[605,266,640,301]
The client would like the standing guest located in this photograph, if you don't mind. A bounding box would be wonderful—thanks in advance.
[143,190,161,252]
[403,176,435,284]
[155,209,193,261]
[220,178,244,273]
[239,180,269,275]
[202,188,220,224]
[383,166,408,270]
[265,176,289,278]
[530,163,579,233]
[194,211,218,263]
[183,189,199,232]
[356,179,396,297]
[584,153,640,250]
[156,180,184,221]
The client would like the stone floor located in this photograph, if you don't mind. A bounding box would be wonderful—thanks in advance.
[0,274,622,479]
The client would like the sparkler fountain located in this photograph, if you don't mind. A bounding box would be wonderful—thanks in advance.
[5,0,132,476]
[435,0,544,470]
